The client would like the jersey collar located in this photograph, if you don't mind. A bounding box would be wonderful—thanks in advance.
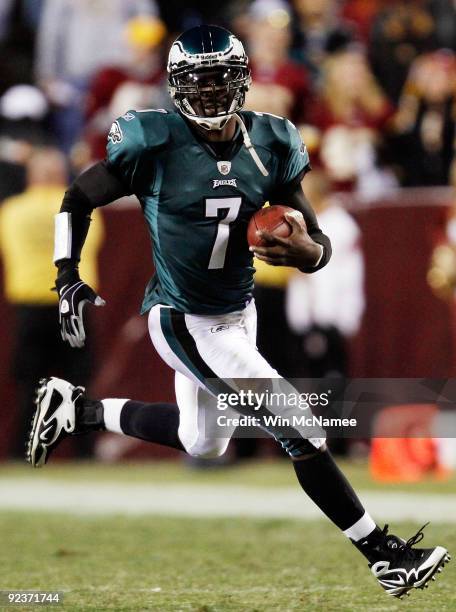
[180,112,244,162]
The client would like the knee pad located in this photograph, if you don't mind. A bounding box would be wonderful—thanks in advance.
[185,437,230,459]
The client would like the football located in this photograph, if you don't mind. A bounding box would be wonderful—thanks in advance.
[247,205,297,247]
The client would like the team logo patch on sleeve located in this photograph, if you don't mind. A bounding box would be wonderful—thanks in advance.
[108,121,123,144]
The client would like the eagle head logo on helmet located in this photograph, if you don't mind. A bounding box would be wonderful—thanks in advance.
[167,24,251,131]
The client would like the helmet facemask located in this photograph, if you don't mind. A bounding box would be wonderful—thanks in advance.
[168,26,268,173]
[169,65,251,130]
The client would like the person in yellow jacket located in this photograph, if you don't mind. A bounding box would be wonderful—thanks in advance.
[0,147,103,457]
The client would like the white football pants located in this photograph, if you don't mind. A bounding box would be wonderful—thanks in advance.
[148,300,325,458]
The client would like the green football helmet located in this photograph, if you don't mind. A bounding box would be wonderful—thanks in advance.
[167,24,251,131]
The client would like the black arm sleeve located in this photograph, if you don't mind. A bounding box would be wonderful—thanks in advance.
[56,161,129,276]
[269,172,332,273]
[60,160,130,215]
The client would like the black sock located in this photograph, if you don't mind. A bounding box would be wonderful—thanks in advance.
[293,449,366,531]
[353,526,386,563]
[76,399,105,433]
[119,401,185,452]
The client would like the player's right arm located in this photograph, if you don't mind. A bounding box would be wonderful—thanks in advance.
[54,110,149,347]
[54,160,130,347]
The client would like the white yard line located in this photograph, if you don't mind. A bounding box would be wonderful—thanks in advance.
[0,479,455,522]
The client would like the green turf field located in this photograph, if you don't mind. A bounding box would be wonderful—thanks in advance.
[1,513,454,611]
[0,461,455,611]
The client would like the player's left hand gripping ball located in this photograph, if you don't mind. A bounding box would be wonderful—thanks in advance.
[56,274,105,348]
[250,210,323,268]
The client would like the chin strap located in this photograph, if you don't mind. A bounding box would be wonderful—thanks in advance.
[233,113,269,177]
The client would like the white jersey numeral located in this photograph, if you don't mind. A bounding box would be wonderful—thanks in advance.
[136,108,168,113]
[253,111,285,121]
[253,111,295,129]
[206,197,242,269]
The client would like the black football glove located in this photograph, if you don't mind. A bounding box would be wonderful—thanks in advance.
[55,269,105,348]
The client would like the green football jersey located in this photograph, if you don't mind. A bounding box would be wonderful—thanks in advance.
[106,109,309,315]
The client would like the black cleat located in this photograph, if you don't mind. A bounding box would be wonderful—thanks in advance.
[26,377,85,468]
[356,523,450,598]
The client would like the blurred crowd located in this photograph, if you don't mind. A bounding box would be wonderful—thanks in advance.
[1,0,455,189]
[1,0,456,468]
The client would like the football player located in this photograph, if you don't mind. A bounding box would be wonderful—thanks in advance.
[27,25,449,598]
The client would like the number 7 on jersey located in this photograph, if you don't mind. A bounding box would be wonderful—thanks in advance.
[206,197,242,269]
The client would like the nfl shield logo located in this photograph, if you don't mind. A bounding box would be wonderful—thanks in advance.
[217,161,231,175]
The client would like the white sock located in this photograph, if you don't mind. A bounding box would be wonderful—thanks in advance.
[343,512,377,541]
[102,399,129,434]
